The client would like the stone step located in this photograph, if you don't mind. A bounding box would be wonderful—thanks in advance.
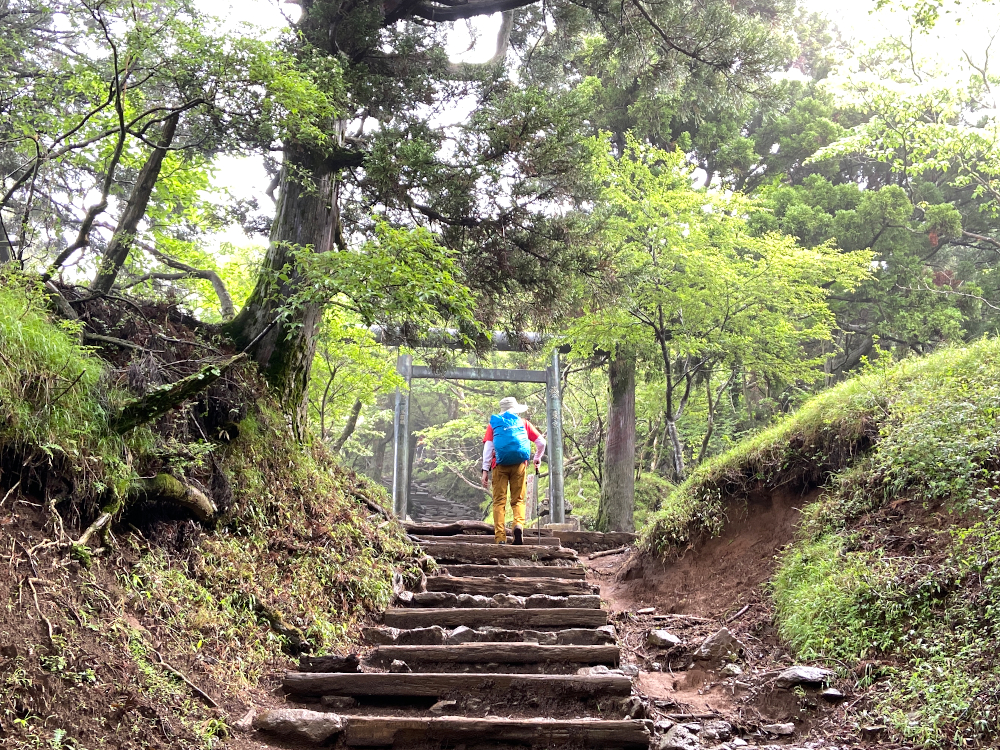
[362,624,616,646]
[436,563,586,579]
[416,541,578,564]
[282,670,632,699]
[343,716,651,748]
[383,607,608,629]
[426,575,598,596]
[414,534,562,547]
[369,643,619,669]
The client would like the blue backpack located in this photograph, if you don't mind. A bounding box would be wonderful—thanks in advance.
[490,412,531,465]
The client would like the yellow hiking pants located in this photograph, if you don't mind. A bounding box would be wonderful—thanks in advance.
[492,462,526,543]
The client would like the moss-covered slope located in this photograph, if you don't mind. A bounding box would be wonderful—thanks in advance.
[643,339,1000,748]
[0,277,418,749]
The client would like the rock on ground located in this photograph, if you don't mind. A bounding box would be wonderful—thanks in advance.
[774,666,835,688]
[647,629,682,647]
[694,627,743,661]
[253,709,343,743]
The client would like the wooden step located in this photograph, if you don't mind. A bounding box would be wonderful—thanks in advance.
[417,541,577,564]
[370,643,619,667]
[384,607,607,629]
[552,530,638,553]
[403,520,494,536]
[426,575,596,597]
[363,625,616,646]
[343,716,651,748]
[414,534,562,547]
[437,564,586,579]
[283,671,632,698]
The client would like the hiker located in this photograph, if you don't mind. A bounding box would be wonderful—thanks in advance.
[481,396,546,545]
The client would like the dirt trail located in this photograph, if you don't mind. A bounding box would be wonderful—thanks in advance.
[241,506,871,749]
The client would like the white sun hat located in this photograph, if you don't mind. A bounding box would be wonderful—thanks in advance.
[498,396,529,414]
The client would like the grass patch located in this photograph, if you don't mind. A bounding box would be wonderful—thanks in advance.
[0,274,139,501]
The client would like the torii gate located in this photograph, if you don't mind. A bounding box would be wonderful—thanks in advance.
[372,328,566,525]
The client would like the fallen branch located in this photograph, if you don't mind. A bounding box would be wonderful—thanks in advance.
[725,604,751,624]
[110,353,245,433]
[139,474,216,522]
[77,512,112,547]
[588,545,630,560]
[83,332,149,351]
[153,650,219,708]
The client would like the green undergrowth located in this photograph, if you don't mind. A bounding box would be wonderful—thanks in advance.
[643,338,1000,748]
[123,408,420,691]
[0,275,141,500]
[0,276,419,747]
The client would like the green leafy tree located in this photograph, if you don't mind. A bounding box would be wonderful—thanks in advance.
[574,137,871,482]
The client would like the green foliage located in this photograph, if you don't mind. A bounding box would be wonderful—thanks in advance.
[290,220,481,335]
[0,275,136,498]
[122,404,417,690]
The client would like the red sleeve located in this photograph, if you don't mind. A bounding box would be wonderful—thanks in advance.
[524,420,540,441]
[484,424,494,442]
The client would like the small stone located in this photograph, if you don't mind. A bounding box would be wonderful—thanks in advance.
[654,719,675,732]
[647,629,682,647]
[525,629,557,645]
[637,607,656,615]
[412,591,456,607]
[233,708,255,733]
[576,664,611,675]
[429,699,458,714]
[457,594,492,608]
[655,724,699,750]
[446,626,478,645]
[567,594,602,608]
[774,666,835,688]
[492,593,525,609]
[362,626,400,645]
[702,719,733,741]
[557,628,613,645]
[466,698,483,711]
[597,624,617,639]
[320,696,357,709]
[761,722,795,736]
[389,659,411,673]
[820,688,845,702]
[621,696,646,719]
[395,626,446,646]
[694,628,743,661]
[682,723,701,732]
[396,591,413,604]
[720,663,743,677]
[730,739,748,747]
[253,709,344,743]
[651,662,663,671]
[621,664,640,677]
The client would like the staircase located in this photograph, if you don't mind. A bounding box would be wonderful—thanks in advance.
[272,522,650,748]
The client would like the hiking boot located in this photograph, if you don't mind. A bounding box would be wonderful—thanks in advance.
[513,526,523,546]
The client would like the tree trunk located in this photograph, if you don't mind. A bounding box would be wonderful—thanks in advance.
[596,347,635,532]
[224,142,341,439]
[330,398,363,454]
[91,112,179,295]
[665,418,685,481]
